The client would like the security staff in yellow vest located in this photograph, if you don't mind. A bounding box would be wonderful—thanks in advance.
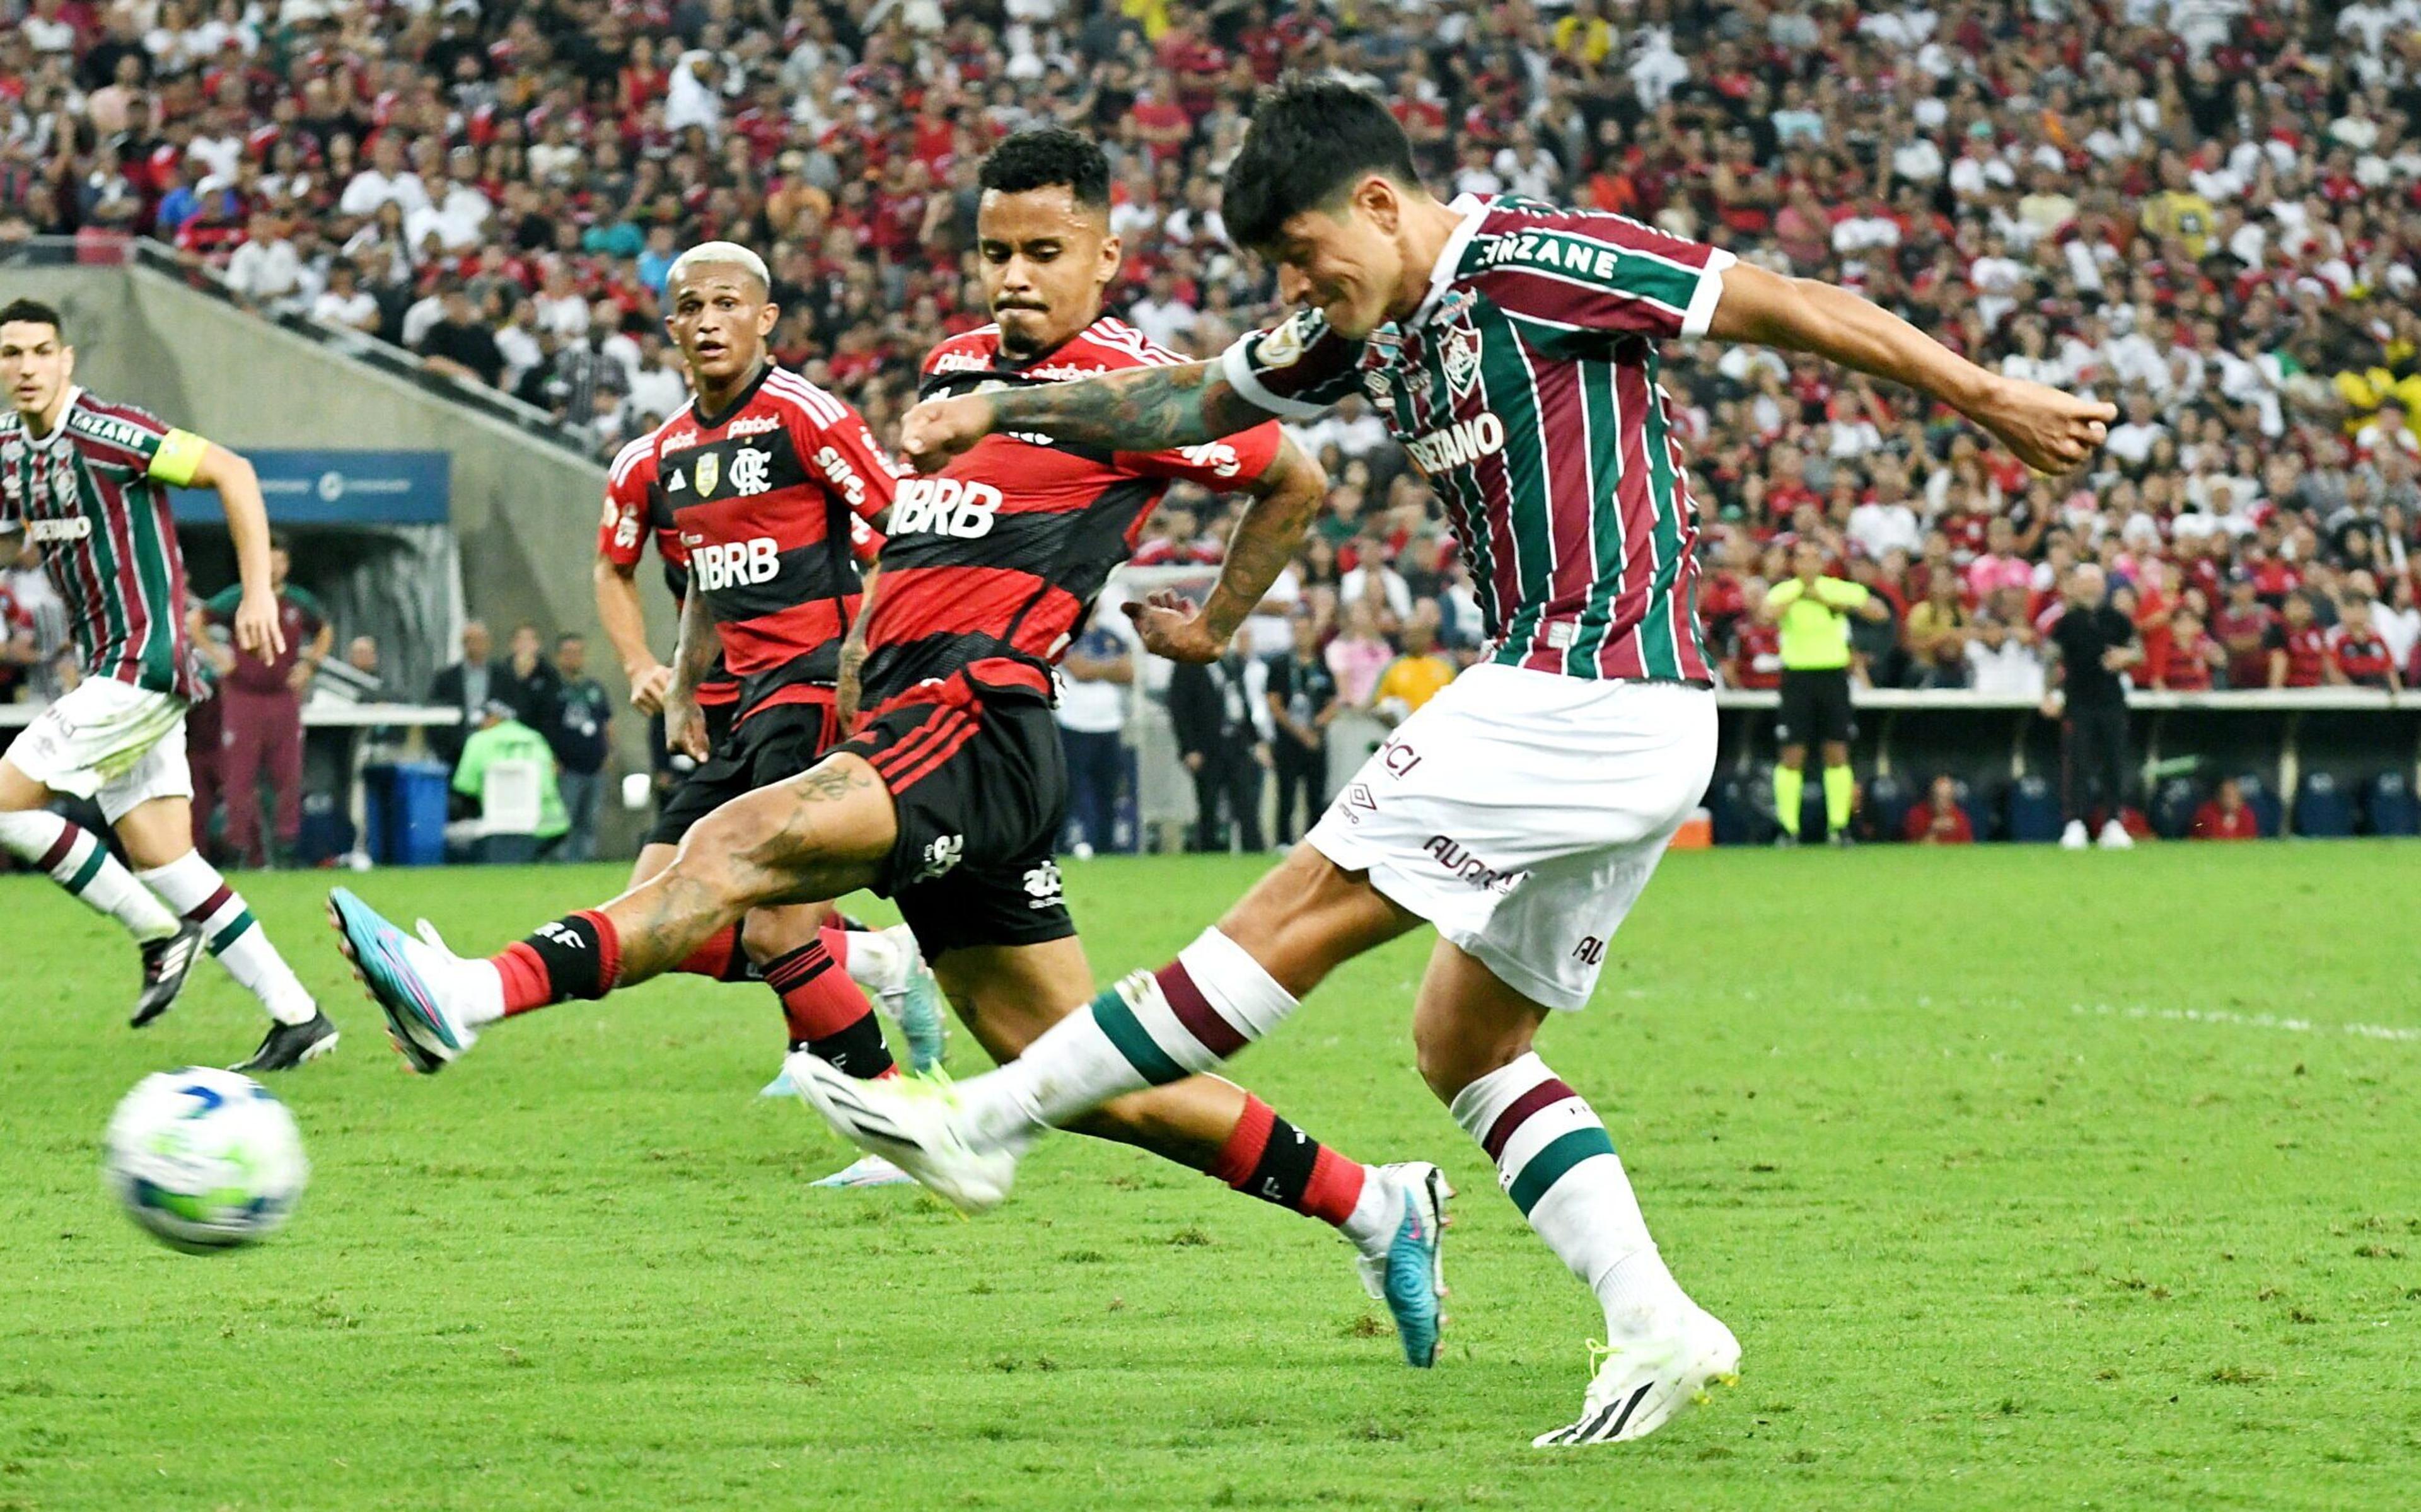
[1763,540,1890,845]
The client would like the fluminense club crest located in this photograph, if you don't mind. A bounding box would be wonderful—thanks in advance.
[1442,323,1481,393]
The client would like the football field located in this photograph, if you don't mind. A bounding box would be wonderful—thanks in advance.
[3,845,2415,1511]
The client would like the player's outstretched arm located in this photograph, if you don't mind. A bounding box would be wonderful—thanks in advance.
[899,361,1276,473]
[1707,261,2113,475]
[1129,437,1329,664]
[186,441,286,660]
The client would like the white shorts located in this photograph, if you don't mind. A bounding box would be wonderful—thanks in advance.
[1305,665,1714,1012]
[5,676,192,823]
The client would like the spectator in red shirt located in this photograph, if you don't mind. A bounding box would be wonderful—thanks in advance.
[1903,775,1976,845]
[2159,606,2224,691]
[1731,614,1784,691]
[2210,576,2274,690]
[2326,596,2401,690]
[2265,592,2330,688]
[2191,777,2261,840]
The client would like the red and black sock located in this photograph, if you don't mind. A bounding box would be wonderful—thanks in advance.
[763,938,893,1079]
[491,911,620,1016]
[1207,1094,1365,1226]
[672,922,760,983]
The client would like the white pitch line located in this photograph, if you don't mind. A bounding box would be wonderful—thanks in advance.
[2070,1002,2421,1044]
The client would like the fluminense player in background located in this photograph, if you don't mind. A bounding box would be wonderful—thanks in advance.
[811,79,2114,1446]
[325,132,1456,1370]
[0,298,335,1070]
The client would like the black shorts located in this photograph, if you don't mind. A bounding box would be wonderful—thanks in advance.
[647,700,839,849]
[1775,667,1855,747]
[839,680,1074,960]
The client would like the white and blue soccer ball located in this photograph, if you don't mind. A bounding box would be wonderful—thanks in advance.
[103,1068,308,1252]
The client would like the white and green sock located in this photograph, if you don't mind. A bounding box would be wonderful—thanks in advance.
[958,927,1298,1148]
[1449,1052,1690,1337]
[0,809,178,942]
[134,851,316,1025]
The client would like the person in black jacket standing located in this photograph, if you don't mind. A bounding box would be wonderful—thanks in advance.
[545,632,611,862]
[1263,609,1339,844]
[2043,563,2142,850]
[1168,643,1269,853]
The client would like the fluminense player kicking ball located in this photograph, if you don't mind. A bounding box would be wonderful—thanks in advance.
[0,298,334,1070]
[328,131,1454,1368]
[803,80,2114,1447]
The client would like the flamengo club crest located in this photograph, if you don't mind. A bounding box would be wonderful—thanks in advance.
[1441,323,1481,393]
[693,451,721,499]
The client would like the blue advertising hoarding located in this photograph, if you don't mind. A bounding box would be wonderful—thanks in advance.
[171,450,448,524]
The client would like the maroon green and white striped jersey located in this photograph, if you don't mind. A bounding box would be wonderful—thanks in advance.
[1221,194,1733,683]
[0,388,207,698]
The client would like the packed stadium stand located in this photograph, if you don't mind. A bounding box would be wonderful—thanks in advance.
[5,0,2420,850]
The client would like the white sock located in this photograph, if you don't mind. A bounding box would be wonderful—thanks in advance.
[134,851,316,1024]
[957,928,1299,1148]
[1338,1168,1407,1259]
[456,961,509,1028]
[1450,1052,1690,1337]
[0,809,178,942]
[837,923,914,998]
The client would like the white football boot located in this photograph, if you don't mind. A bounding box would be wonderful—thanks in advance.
[1531,1305,1741,1448]
[787,1055,1015,1215]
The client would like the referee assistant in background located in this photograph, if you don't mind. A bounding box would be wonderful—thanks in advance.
[1765,540,1890,846]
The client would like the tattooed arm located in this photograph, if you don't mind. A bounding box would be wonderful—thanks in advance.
[898,361,1276,473]
[1125,436,1329,665]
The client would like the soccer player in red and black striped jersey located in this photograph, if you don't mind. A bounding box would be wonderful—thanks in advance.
[329,134,1450,1365]
[838,80,2113,1445]
[337,244,932,1092]
[593,347,945,1097]
[0,298,334,1069]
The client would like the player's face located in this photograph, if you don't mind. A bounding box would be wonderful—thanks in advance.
[0,321,72,422]
[978,185,1120,359]
[1792,542,1825,580]
[1262,180,1412,340]
[665,267,776,387]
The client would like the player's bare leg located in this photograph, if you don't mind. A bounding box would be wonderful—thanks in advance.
[330,754,898,1070]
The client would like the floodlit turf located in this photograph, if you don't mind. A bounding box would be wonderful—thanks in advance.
[3,844,2417,1511]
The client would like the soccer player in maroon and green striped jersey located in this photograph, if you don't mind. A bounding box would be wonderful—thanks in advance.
[824,78,2116,1447]
[0,298,335,1070]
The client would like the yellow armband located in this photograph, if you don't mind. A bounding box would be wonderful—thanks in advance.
[146,429,209,488]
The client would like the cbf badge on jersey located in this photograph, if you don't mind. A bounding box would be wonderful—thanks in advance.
[693,451,720,499]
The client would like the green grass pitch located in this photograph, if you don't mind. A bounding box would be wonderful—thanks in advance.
[3,845,2417,1511]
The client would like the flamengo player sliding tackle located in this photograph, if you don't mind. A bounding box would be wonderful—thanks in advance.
[329,130,1454,1368]
[340,243,939,1105]
[804,80,2113,1447]
[0,298,334,1070]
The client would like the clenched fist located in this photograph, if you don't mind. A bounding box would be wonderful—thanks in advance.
[1970,376,2115,475]
[898,393,997,474]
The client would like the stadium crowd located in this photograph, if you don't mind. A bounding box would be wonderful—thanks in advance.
[5,0,2421,825]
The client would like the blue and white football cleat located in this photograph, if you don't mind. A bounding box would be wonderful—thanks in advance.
[327,888,482,1074]
[1354,1162,1452,1368]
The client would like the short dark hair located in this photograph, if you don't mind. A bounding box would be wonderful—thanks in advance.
[557,630,584,646]
[978,127,1110,211]
[268,530,293,554]
[1223,78,1421,251]
[0,298,64,338]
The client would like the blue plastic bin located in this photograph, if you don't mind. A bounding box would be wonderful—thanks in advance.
[363,761,451,866]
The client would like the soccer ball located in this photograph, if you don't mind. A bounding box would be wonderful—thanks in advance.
[102,1068,308,1252]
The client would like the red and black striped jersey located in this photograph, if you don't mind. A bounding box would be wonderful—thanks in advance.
[645,364,898,724]
[601,428,738,710]
[0,388,204,698]
[861,318,1282,708]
